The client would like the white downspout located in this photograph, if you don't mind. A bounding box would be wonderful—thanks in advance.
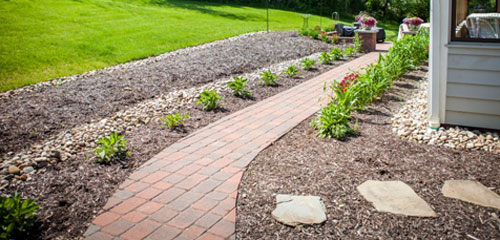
[428,0,442,129]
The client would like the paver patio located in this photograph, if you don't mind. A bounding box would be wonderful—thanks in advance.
[85,42,392,240]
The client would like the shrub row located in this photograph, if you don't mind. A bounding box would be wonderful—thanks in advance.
[311,30,429,140]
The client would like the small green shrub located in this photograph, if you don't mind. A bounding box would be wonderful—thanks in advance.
[227,76,252,97]
[311,103,354,140]
[330,48,343,60]
[282,65,299,78]
[0,193,39,240]
[301,58,316,71]
[259,70,278,86]
[320,34,329,43]
[319,52,333,65]
[161,112,189,129]
[299,28,309,36]
[196,90,221,111]
[308,29,320,39]
[331,35,340,44]
[354,33,363,52]
[343,47,355,57]
[94,132,130,163]
[324,25,335,32]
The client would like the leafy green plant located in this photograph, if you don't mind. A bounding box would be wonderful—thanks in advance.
[330,48,343,60]
[324,25,335,32]
[301,58,316,71]
[307,29,320,39]
[196,90,222,111]
[331,35,340,44]
[94,132,130,163]
[161,112,189,129]
[319,52,333,65]
[259,70,278,86]
[320,33,329,43]
[354,33,363,52]
[299,28,309,36]
[311,103,354,140]
[0,193,39,240]
[282,65,299,78]
[227,76,252,97]
[343,47,355,57]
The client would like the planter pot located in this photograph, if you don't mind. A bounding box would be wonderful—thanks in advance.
[355,29,379,52]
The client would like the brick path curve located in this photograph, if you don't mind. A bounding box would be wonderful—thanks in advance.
[85,43,392,240]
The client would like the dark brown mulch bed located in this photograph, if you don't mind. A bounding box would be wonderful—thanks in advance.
[2,45,361,239]
[0,31,333,155]
[236,65,500,240]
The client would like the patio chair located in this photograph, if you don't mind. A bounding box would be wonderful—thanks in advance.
[465,13,500,39]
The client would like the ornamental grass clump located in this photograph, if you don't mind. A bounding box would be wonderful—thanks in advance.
[354,33,362,52]
[259,70,278,86]
[196,90,222,110]
[227,76,252,98]
[301,58,316,70]
[282,65,299,78]
[311,103,355,140]
[312,30,429,139]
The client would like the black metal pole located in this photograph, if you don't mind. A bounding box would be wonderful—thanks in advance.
[320,0,322,27]
[267,0,269,32]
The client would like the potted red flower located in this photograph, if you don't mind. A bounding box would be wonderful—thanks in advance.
[403,17,424,31]
[354,15,379,52]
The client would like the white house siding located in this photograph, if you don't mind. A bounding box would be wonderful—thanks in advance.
[445,46,500,129]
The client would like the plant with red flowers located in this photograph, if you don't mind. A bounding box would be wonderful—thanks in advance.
[403,17,424,31]
[359,16,377,30]
[339,73,358,92]
[403,17,424,26]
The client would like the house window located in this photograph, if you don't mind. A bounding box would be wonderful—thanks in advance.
[451,0,500,42]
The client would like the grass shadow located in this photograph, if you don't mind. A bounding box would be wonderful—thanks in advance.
[150,0,265,21]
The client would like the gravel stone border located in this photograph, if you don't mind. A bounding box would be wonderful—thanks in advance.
[391,69,500,154]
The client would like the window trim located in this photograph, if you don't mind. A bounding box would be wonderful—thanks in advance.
[450,0,500,43]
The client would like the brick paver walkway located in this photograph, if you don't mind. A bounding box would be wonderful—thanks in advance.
[85,43,392,240]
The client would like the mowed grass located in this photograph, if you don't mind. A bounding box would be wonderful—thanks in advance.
[0,0,398,92]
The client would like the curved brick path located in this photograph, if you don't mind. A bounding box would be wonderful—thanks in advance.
[84,43,392,240]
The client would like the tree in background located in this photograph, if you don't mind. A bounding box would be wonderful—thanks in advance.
[195,0,430,21]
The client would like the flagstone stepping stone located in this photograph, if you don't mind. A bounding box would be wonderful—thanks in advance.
[271,194,327,226]
[357,180,437,217]
[442,180,500,210]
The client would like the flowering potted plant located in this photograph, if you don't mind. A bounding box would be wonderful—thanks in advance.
[354,14,379,52]
[359,16,377,30]
[403,17,424,31]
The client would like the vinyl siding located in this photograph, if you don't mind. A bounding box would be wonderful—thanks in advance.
[445,46,500,130]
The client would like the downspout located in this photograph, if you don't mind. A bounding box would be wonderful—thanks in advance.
[428,0,441,129]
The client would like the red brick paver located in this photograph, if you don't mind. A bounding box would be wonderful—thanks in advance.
[85,43,391,240]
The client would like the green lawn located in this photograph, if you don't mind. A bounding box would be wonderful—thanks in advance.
[0,0,398,92]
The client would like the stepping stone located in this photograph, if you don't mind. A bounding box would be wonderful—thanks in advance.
[271,194,327,226]
[442,180,500,210]
[357,180,436,217]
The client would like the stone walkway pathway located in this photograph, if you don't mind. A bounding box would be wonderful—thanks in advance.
[84,43,393,240]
